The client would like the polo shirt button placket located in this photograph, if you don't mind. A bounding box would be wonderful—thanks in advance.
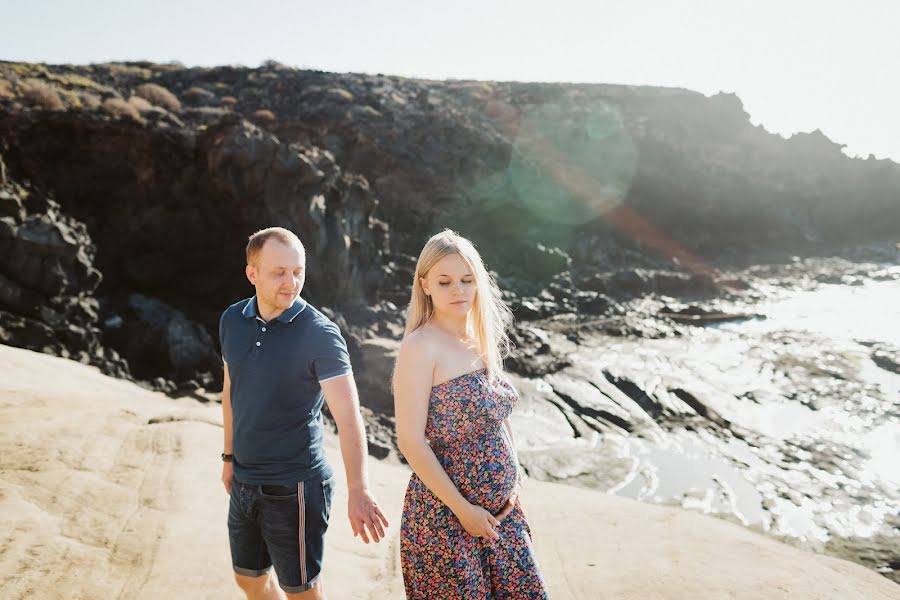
[251,320,266,358]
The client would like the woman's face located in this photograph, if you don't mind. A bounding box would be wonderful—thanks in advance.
[421,253,477,318]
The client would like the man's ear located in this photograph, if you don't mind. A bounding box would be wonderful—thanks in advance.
[245,264,256,285]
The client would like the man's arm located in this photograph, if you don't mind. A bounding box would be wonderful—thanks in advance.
[221,361,233,494]
[320,374,389,543]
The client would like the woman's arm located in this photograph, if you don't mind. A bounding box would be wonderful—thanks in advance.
[394,334,501,540]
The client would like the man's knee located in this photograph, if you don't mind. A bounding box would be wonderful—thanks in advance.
[235,571,277,594]
[285,578,325,600]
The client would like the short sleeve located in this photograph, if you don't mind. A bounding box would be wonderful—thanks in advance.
[311,322,353,382]
[218,309,229,364]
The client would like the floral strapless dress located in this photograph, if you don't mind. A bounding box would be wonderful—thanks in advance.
[400,368,549,599]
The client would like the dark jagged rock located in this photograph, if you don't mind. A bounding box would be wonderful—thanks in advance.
[506,325,571,377]
[586,269,720,299]
[870,343,900,375]
[103,293,221,382]
[0,110,390,388]
[4,61,899,301]
[201,116,389,306]
[0,157,127,377]
[658,304,760,325]
[603,371,667,420]
[573,290,617,315]
[505,293,563,322]
[323,301,405,416]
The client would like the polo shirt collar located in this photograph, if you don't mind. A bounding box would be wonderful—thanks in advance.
[277,297,308,323]
[242,296,308,324]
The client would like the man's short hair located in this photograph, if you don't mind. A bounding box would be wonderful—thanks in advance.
[246,227,306,266]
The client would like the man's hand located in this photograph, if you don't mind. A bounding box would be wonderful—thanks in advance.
[348,488,389,544]
[221,461,233,495]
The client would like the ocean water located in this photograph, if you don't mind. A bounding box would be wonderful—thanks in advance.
[717,277,900,346]
[718,277,900,490]
[601,276,900,539]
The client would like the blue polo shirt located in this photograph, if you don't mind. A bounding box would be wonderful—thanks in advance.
[219,295,352,485]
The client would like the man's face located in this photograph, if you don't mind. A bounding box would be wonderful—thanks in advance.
[246,239,305,312]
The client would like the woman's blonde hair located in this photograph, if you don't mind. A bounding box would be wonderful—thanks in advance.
[405,229,513,382]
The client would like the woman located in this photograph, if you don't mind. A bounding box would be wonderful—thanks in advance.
[393,229,549,599]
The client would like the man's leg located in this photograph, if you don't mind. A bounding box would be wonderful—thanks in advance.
[285,578,325,600]
[229,479,277,598]
[235,572,285,600]
[258,477,335,599]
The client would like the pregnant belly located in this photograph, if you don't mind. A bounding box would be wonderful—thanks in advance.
[438,432,518,515]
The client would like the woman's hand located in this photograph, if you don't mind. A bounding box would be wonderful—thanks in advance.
[457,502,502,540]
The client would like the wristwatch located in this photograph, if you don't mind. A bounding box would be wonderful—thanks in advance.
[221,453,234,462]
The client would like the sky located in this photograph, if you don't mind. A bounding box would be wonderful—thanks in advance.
[3,0,899,162]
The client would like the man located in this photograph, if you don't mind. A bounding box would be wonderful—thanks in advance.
[219,227,389,599]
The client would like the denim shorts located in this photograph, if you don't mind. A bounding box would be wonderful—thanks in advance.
[228,475,336,593]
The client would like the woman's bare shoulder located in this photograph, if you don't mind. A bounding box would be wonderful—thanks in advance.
[402,325,441,350]
[398,327,439,365]
[395,328,439,393]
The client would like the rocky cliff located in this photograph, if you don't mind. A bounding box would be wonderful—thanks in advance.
[1,59,898,397]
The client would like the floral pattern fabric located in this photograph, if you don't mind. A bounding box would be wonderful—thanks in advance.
[400,368,549,599]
